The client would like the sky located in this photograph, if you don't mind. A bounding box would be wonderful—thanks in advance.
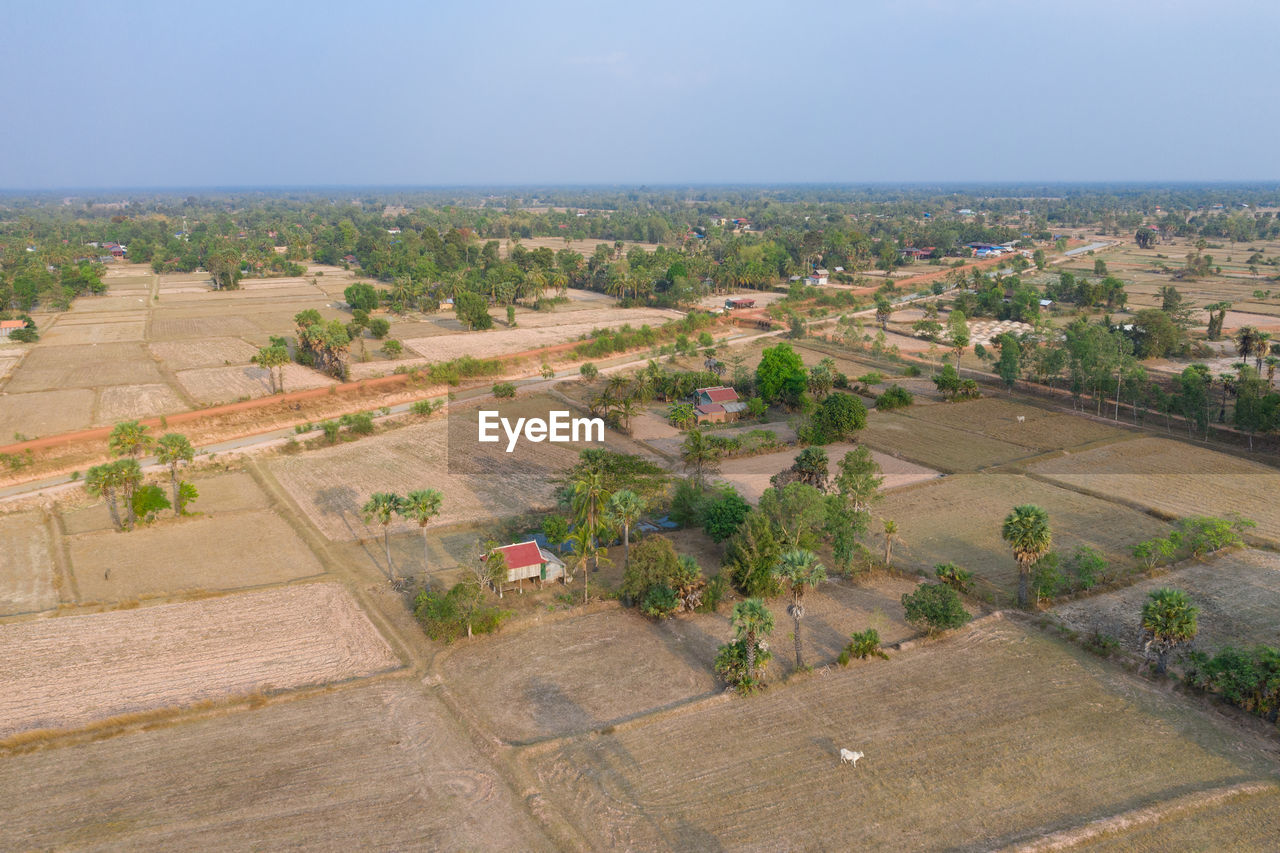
[3,0,1278,189]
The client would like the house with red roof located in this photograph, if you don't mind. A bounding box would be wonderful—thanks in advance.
[694,386,747,424]
[0,320,26,338]
[485,540,566,593]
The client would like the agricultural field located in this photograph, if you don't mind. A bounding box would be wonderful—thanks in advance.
[1029,437,1280,545]
[877,474,1170,596]
[898,397,1131,452]
[859,410,1040,472]
[714,442,940,503]
[519,618,1280,851]
[0,681,550,851]
[93,383,189,424]
[0,388,96,437]
[0,583,398,740]
[3,343,163,393]
[1054,549,1280,656]
[0,511,58,616]
[439,575,920,744]
[174,362,335,405]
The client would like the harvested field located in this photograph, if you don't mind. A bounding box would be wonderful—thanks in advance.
[4,343,163,393]
[0,388,96,436]
[149,314,259,340]
[860,410,1038,472]
[523,619,1280,851]
[714,442,940,503]
[878,474,1170,594]
[440,576,919,743]
[39,320,145,345]
[1030,437,1280,545]
[149,336,258,370]
[899,398,1130,452]
[1074,784,1280,852]
[94,383,189,423]
[0,512,58,616]
[403,308,680,362]
[60,470,270,535]
[0,681,550,850]
[174,362,334,404]
[68,295,147,313]
[1054,549,1280,655]
[0,355,21,381]
[0,583,398,739]
[68,511,325,601]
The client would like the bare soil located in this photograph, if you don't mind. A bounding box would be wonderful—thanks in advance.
[0,512,57,616]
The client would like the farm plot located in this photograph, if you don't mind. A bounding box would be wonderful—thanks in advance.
[149,336,258,370]
[0,388,96,436]
[714,442,940,503]
[403,310,680,362]
[0,583,398,739]
[0,355,20,382]
[1029,437,1280,545]
[68,511,325,601]
[899,397,1131,452]
[1075,785,1280,852]
[877,474,1169,595]
[0,681,550,851]
[68,294,148,313]
[175,362,334,404]
[39,319,145,345]
[859,410,1039,472]
[0,512,58,616]
[1054,549,1280,655]
[60,470,270,534]
[149,314,260,340]
[522,619,1279,851]
[94,383,189,423]
[440,576,920,744]
[3,343,163,393]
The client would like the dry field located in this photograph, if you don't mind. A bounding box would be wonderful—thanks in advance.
[860,410,1040,472]
[439,576,920,744]
[148,313,261,340]
[0,583,398,739]
[878,474,1170,595]
[0,388,96,437]
[0,681,551,850]
[174,362,335,404]
[148,336,259,370]
[0,512,58,616]
[39,319,145,346]
[3,343,163,393]
[1054,549,1280,655]
[521,618,1280,851]
[1029,437,1280,545]
[68,294,149,313]
[60,470,270,535]
[899,397,1131,452]
[93,383,189,424]
[1075,785,1280,852]
[714,442,940,503]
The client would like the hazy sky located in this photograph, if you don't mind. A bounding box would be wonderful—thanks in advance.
[4,0,1277,188]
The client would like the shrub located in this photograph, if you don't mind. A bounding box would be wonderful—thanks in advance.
[1184,644,1280,724]
[1083,631,1120,658]
[838,628,890,665]
[1031,552,1066,604]
[902,364,921,377]
[132,484,171,523]
[344,282,380,311]
[341,412,375,435]
[641,584,680,619]
[746,396,768,418]
[807,392,867,444]
[702,487,751,542]
[875,384,913,410]
[901,583,971,635]
[382,339,403,357]
[934,562,973,593]
[579,362,599,381]
[1175,515,1253,557]
[492,382,517,398]
[320,420,341,443]
[368,317,390,339]
[698,573,728,613]
[1065,545,1107,590]
[620,535,702,617]
[669,479,710,528]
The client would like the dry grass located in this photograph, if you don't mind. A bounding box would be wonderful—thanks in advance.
[148,314,260,340]
[0,583,398,739]
[898,398,1131,452]
[0,681,552,850]
[1069,784,1280,852]
[174,363,335,404]
[714,442,940,503]
[860,410,1040,472]
[94,383,189,423]
[1029,437,1280,545]
[61,470,270,535]
[521,618,1280,851]
[0,512,57,616]
[0,388,96,436]
[40,320,145,346]
[148,336,259,370]
[4,343,163,393]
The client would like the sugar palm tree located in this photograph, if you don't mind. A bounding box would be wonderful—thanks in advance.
[1140,587,1198,674]
[154,433,194,517]
[881,519,899,566]
[1002,505,1052,609]
[109,420,151,459]
[773,549,827,669]
[85,462,123,531]
[680,426,719,486]
[731,597,775,687]
[607,489,645,570]
[114,458,143,530]
[397,489,443,575]
[362,492,404,581]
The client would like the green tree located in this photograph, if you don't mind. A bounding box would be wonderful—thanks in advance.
[680,426,720,486]
[252,344,290,393]
[902,583,971,635]
[703,486,751,542]
[344,282,380,311]
[874,295,893,330]
[947,310,970,367]
[109,420,151,459]
[131,484,170,523]
[994,332,1021,389]
[759,483,827,551]
[85,462,125,531]
[772,549,827,669]
[715,598,775,693]
[454,291,493,330]
[724,510,783,597]
[1002,505,1052,608]
[154,433,194,517]
[1141,588,1199,675]
[607,489,646,569]
[398,489,443,575]
[571,468,610,574]
[809,392,867,443]
[362,492,404,581]
[755,343,807,407]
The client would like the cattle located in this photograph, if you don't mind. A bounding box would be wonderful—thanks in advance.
[839,749,864,767]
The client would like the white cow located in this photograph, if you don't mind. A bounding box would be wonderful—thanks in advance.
[1016,415,1026,423]
[839,749,864,767]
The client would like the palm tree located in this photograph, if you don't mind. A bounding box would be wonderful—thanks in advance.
[617,397,640,434]
[1266,356,1279,389]
[607,490,645,569]
[1140,587,1198,674]
[566,525,608,605]
[109,420,151,459]
[680,427,719,486]
[773,549,827,669]
[362,492,404,581]
[571,470,609,573]
[881,519,899,566]
[1002,505,1052,608]
[113,458,143,530]
[154,433,194,517]
[397,489,443,575]
[85,463,124,531]
[731,598,775,686]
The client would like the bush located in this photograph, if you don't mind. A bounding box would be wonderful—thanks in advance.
[579,362,599,381]
[1065,546,1107,590]
[344,282,380,311]
[1184,644,1280,724]
[340,412,375,435]
[640,584,680,619]
[368,317,390,339]
[698,573,728,613]
[620,535,702,617]
[414,583,511,643]
[320,420,341,443]
[746,396,768,418]
[838,628,890,665]
[1031,552,1066,603]
[669,479,710,528]
[902,364,921,377]
[411,399,440,417]
[901,583,971,634]
[875,384,913,410]
[492,382,517,398]
[8,327,38,343]
[177,481,199,514]
[131,484,171,523]
[934,562,973,593]
[702,487,750,542]
[807,392,867,445]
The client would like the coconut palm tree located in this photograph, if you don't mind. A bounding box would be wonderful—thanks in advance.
[398,489,443,575]
[571,470,609,573]
[362,492,404,581]
[881,519,899,566]
[680,426,719,486]
[607,490,645,570]
[154,433,194,517]
[108,420,151,459]
[566,525,608,605]
[1002,504,1052,608]
[1140,587,1198,674]
[773,549,827,669]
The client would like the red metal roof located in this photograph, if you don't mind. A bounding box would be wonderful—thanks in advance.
[698,386,739,404]
[0,320,24,329]
[696,403,726,415]
[490,540,544,570]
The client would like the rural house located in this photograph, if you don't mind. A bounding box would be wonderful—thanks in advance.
[694,385,746,424]
[0,320,25,338]
[486,540,566,592]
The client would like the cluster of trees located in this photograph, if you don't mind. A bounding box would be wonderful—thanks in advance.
[84,422,197,532]
[293,309,351,379]
[359,489,444,582]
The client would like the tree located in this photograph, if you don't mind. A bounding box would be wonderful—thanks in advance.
[344,282,380,311]
[809,392,867,444]
[132,484,170,524]
[680,427,720,485]
[607,489,645,569]
[994,332,1021,389]
[109,420,151,459]
[570,468,610,574]
[362,492,404,581]
[252,344,290,393]
[934,363,962,400]
[1135,227,1156,249]
[881,519,899,566]
[874,295,893,330]
[715,598,775,693]
[759,483,827,551]
[902,583,971,635]
[154,433,194,517]
[1002,505,1052,608]
[702,486,751,542]
[454,291,493,330]
[772,549,827,669]
[755,343,807,407]
[1141,588,1199,675]
[724,510,783,597]
[85,462,125,531]
[398,489,443,575]
[947,310,970,367]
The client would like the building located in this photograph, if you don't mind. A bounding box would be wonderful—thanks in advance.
[724,297,756,310]
[0,320,25,338]
[487,540,566,589]
[694,385,747,424]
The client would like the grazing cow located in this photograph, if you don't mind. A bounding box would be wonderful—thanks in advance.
[1016,415,1026,423]
[839,749,864,767]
